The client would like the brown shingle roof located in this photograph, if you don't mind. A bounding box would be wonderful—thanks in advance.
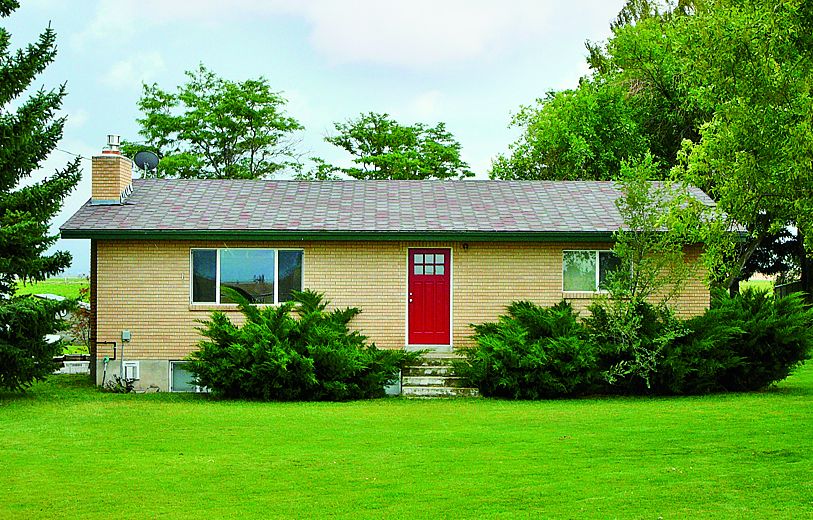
[60,179,715,237]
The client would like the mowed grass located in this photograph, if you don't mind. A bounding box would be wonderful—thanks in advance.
[740,279,774,293]
[1,366,812,519]
[14,276,89,300]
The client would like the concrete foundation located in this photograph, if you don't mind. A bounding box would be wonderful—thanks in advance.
[96,359,176,392]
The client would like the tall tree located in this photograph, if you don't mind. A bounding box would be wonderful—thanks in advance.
[123,64,303,179]
[490,77,653,180]
[0,0,79,390]
[316,112,473,180]
[495,0,813,294]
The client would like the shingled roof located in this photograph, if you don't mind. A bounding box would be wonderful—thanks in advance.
[60,179,715,241]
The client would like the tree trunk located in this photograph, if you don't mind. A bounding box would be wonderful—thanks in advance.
[798,230,813,304]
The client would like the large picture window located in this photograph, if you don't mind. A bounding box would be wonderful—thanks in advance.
[190,248,303,304]
[562,250,620,292]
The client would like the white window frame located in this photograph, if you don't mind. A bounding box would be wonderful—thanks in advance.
[562,249,616,293]
[122,360,140,380]
[189,248,304,305]
[169,360,204,393]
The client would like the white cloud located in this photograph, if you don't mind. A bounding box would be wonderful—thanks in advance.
[298,0,553,68]
[73,0,618,69]
[100,52,166,90]
[70,1,138,50]
[393,90,444,122]
[63,108,89,129]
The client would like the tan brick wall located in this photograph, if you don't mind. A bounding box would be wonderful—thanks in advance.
[94,240,710,361]
[91,154,132,202]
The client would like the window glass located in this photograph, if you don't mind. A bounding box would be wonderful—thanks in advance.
[563,251,597,291]
[424,254,434,264]
[414,254,423,264]
[435,254,444,264]
[191,250,217,302]
[599,251,621,289]
[220,249,276,304]
[414,265,424,275]
[278,250,303,302]
[436,265,445,275]
[171,362,197,392]
[425,265,435,275]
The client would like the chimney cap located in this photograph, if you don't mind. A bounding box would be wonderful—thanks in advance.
[106,134,121,153]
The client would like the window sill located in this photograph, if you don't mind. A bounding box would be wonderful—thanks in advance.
[562,291,608,299]
[189,303,279,312]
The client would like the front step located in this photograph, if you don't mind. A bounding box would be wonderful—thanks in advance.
[401,352,479,398]
[401,386,480,398]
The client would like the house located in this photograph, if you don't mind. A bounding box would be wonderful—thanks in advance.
[61,140,713,392]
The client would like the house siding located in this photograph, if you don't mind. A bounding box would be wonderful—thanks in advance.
[94,240,708,389]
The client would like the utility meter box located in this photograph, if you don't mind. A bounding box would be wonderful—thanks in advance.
[121,330,132,342]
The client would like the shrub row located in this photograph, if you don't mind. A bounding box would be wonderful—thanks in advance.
[187,289,420,401]
[457,289,813,398]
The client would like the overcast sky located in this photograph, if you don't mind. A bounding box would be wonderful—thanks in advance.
[7,0,625,275]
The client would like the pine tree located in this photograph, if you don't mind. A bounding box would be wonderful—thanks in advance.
[0,0,81,390]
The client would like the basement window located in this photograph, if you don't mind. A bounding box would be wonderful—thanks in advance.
[170,361,200,393]
[562,250,620,292]
[190,248,303,304]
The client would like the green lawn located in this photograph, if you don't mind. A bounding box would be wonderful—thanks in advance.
[740,279,775,292]
[14,276,89,300]
[1,366,811,519]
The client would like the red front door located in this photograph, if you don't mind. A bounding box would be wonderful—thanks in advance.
[408,248,451,345]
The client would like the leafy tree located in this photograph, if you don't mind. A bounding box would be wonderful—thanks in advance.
[318,112,473,180]
[123,64,303,179]
[0,0,79,390]
[491,77,653,180]
[497,0,813,295]
[608,155,705,303]
[585,155,708,391]
[293,157,341,181]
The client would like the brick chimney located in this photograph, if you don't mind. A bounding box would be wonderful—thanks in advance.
[91,134,132,204]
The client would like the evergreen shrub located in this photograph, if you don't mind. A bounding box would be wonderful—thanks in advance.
[458,301,600,398]
[187,289,420,401]
[461,290,812,398]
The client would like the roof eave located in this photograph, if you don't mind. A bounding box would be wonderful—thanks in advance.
[59,229,618,242]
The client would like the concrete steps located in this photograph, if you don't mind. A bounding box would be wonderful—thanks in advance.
[401,352,479,398]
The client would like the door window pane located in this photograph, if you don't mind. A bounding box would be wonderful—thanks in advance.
[435,265,445,275]
[278,250,303,302]
[414,265,424,275]
[425,265,435,275]
[220,249,276,304]
[414,254,423,264]
[435,254,444,264]
[563,251,597,291]
[192,250,216,302]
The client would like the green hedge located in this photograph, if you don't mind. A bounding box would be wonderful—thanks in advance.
[460,289,813,398]
[187,289,420,401]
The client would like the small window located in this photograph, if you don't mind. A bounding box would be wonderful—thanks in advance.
[170,361,198,392]
[122,361,140,380]
[190,248,303,304]
[192,250,217,303]
[563,250,619,292]
[599,251,622,289]
[278,250,304,302]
